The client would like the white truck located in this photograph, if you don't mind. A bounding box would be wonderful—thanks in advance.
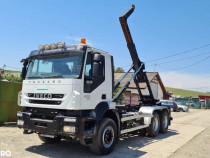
[17,5,172,155]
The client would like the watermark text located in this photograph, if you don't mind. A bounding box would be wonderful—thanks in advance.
[0,150,11,157]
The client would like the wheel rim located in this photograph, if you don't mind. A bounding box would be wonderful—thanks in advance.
[153,117,159,132]
[163,115,168,128]
[102,126,114,148]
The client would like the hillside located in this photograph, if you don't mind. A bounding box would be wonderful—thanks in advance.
[0,68,21,74]
[165,87,210,97]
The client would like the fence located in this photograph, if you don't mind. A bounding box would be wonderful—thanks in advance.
[205,98,210,109]
[174,97,201,109]
[0,81,22,123]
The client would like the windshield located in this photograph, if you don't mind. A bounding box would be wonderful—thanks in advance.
[26,53,84,79]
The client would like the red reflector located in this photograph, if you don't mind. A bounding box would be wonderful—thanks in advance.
[81,118,86,122]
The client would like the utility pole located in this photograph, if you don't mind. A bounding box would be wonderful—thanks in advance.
[3,64,6,71]
[154,64,157,72]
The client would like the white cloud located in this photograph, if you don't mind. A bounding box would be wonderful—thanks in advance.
[159,71,210,92]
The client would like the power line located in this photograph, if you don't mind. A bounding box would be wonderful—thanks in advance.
[3,65,21,70]
[157,56,210,70]
[147,51,210,67]
[145,43,210,63]
[119,43,210,68]
[121,50,210,69]
[186,86,210,90]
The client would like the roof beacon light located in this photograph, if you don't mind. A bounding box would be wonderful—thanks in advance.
[45,44,51,50]
[50,44,58,49]
[57,42,66,48]
[81,38,86,44]
[39,45,45,50]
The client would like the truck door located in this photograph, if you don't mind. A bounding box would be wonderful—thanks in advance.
[81,52,107,109]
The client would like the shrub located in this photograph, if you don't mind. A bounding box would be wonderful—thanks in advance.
[113,87,124,104]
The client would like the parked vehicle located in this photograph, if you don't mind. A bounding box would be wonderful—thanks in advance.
[17,5,172,155]
[160,100,178,112]
[187,98,201,109]
[176,102,189,112]
[186,101,194,107]
[200,100,206,108]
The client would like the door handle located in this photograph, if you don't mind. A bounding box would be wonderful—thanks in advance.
[102,94,106,100]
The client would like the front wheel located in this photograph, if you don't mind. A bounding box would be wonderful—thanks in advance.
[90,118,117,155]
[146,112,160,137]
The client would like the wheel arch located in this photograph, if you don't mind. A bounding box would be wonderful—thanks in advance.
[139,105,169,126]
[94,102,120,137]
[103,110,120,137]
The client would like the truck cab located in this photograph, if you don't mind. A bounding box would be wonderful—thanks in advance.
[19,42,114,111]
[17,41,119,150]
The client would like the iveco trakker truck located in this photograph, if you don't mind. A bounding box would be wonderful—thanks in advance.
[17,5,172,155]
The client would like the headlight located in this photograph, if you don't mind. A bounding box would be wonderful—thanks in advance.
[17,119,24,126]
[63,126,75,133]
[17,112,23,117]
[18,91,22,106]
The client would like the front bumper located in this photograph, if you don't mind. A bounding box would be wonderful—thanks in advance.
[17,111,95,140]
[183,107,189,112]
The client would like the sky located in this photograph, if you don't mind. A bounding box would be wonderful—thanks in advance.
[0,0,210,92]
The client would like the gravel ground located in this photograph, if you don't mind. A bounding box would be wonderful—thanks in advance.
[0,109,210,158]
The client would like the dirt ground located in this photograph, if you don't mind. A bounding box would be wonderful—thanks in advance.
[0,109,210,158]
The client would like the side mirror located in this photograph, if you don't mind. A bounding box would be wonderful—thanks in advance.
[92,54,104,78]
[92,62,103,78]
[93,54,104,62]
[21,60,28,80]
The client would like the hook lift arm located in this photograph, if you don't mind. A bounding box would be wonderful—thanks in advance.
[114,5,157,105]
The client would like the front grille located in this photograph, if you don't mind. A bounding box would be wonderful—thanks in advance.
[29,99,61,105]
[28,93,64,99]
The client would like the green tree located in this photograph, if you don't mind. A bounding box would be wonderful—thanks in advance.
[113,87,124,104]
[2,74,22,82]
[115,67,125,73]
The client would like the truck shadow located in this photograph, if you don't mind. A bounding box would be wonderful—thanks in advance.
[25,129,178,158]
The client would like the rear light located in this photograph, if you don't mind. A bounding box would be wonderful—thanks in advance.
[173,103,177,107]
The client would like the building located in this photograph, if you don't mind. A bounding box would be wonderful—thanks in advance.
[114,72,168,105]
[198,95,210,100]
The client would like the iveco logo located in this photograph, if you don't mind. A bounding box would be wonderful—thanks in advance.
[34,93,52,99]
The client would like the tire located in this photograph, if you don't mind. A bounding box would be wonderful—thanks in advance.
[138,128,147,136]
[90,118,117,155]
[146,112,160,137]
[159,111,169,133]
[38,134,61,144]
[178,108,183,112]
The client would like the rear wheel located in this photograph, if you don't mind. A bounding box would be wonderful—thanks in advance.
[90,118,117,155]
[146,112,160,137]
[38,134,61,144]
[159,111,169,133]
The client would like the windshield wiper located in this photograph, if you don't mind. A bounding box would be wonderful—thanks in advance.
[43,75,64,79]
[27,76,42,79]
